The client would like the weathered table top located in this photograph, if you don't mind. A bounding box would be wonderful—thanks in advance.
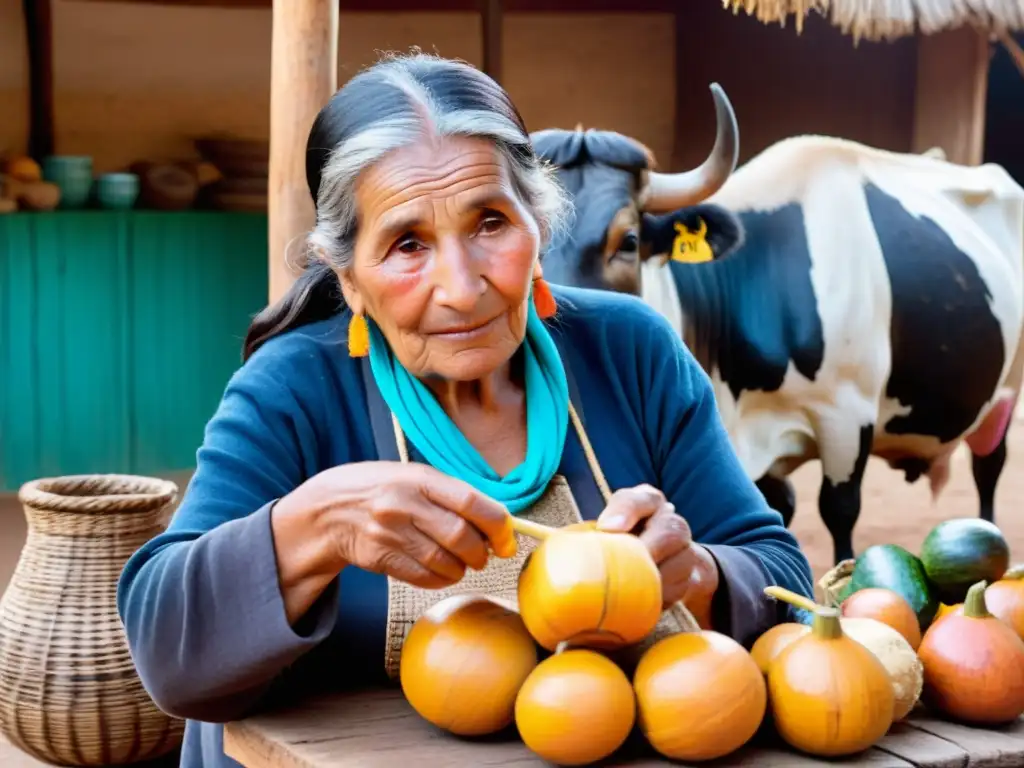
[223,688,1024,768]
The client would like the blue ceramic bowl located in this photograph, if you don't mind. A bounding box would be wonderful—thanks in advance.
[43,156,94,209]
[95,173,140,210]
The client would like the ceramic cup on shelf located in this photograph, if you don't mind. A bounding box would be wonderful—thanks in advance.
[95,172,140,210]
[42,155,94,209]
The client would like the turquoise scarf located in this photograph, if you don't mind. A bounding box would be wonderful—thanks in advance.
[366,300,569,515]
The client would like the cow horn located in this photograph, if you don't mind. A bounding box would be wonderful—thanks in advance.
[643,83,739,213]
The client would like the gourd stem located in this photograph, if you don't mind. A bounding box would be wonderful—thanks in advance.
[963,580,991,619]
[763,585,818,614]
[510,517,556,541]
[811,606,843,639]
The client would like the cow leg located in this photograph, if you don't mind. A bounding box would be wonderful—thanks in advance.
[755,474,796,528]
[965,391,1016,524]
[972,430,1008,523]
[818,423,874,565]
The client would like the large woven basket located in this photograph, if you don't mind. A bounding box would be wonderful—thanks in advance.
[0,474,185,766]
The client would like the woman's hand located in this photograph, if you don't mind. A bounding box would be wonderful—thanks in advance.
[270,462,515,624]
[595,484,720,628]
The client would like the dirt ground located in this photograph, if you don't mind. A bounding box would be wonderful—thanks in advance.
[789,424,1024,583]
[2,432,1024,592]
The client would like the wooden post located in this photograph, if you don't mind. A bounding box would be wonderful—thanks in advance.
[22,0,55,161]
[671,8,683,170]
[481,0,503,83]
[911,26,990,166]
[268,0,339,304]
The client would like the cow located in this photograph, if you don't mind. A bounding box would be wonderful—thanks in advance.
[531,85,1024,564]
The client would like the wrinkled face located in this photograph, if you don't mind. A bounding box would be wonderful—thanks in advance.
[543,165,644,295]
[339,135,541,382]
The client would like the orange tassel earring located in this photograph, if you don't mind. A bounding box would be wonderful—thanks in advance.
[348,314,370,357]
[532,277,557,320]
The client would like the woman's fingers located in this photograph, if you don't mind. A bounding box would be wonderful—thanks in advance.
[635,507,696,607]
[369,473,496,575]
[377,547,458,590]
[411,506,491,572]
[657,546,701,606]
[417,466,517,558]
[596,484,668,533]
[639,509,692,564]
[363,517,468,584]
[592,485,698,608]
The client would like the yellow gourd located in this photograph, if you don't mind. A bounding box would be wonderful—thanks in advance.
[634,630,766,761]
[516,521,662,651]
[761,587,922,722]
[399,594,537,736]
[750,623,808,675]
[515,648,635,765]
[765,591,895,756]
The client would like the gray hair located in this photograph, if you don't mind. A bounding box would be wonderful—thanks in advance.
[306,53,572,272]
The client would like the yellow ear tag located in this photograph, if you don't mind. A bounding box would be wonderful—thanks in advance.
[670,218,713,264]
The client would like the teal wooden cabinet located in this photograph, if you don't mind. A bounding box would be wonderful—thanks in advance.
[0,211,269,492]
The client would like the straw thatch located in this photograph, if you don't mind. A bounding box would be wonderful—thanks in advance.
[722,0,1024,43]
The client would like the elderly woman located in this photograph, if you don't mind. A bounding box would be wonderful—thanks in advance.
[118,53,813,768]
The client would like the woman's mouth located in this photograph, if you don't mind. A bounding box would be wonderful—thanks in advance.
[430,315,501,341]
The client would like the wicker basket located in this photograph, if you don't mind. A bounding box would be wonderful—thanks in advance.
[817,559,856,607]
[0,474,185,766]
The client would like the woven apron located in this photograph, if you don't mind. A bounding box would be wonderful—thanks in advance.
[380,402,701,680]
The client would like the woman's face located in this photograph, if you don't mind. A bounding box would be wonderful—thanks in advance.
[340,134,541,382]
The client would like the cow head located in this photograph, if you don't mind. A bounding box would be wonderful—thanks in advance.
[531,84,742,294]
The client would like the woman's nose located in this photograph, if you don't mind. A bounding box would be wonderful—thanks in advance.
[432,238,485,311]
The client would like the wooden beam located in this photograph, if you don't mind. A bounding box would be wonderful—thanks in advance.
[22,0,55,161]
[64,0,679,11]
[268,0,338,303]
[481,0,503,83]
[911,27,991,166]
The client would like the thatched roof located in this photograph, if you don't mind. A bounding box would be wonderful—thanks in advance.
[722,0,1024,43]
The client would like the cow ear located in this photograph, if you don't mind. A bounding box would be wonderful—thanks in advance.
[641,204,743,265]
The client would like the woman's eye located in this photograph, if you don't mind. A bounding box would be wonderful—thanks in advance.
[478,214,507,235]
[396,237,423,254]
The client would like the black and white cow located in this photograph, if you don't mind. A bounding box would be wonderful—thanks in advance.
[532,86,1024,564]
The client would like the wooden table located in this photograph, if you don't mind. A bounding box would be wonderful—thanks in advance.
[224,688,1024,767]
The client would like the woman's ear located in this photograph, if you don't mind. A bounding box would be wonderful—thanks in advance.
[337,268,364,316]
